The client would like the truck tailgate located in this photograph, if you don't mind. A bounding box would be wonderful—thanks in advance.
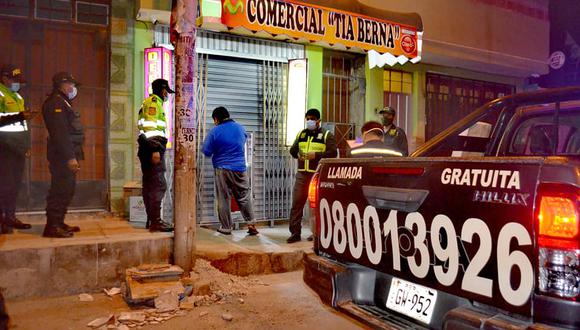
[315,157,544,318]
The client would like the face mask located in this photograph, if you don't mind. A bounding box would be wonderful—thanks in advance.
[10,82,20,92]
[306,120,317,131]
[382,117,393,126]
[67,86,78,100]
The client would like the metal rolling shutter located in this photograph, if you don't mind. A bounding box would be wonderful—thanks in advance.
[197,55,265,224]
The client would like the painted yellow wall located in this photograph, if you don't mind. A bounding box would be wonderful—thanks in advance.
[306,45,323,113]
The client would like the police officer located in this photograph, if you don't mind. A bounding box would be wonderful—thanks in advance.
[287,109,337,243]
[138,79,174,232]
[347,121,403,158]
[0,65,32,234]
[42,72,84,238]
[380,106,409,156]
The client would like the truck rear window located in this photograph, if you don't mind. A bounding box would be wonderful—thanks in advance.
[508,112,580,156]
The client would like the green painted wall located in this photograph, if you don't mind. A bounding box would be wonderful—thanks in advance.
[305,45,323,113]
[133,22,153,116]
[365,56,384,122]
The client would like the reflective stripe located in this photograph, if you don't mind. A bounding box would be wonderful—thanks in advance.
[0,91,4,97]
[350,148,402,157]
[143,130,166,138]
[0,112,28,132]
[157,120,167,128]
[141,121,157,128]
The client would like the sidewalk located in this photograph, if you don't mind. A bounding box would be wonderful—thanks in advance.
[0,215,313,299]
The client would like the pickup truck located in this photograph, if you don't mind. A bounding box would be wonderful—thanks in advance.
[304,87,580,329]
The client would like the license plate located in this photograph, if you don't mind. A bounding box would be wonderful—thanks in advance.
[386,277,438,324]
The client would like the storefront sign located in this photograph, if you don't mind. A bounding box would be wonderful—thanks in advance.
[221,0,419,58]
[145,47,175,148]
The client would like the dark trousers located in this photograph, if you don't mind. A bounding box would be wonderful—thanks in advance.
[214,169,255,231]
[138,148,167,228]
[0,291,8,330]
[0,145,25,222]
[46,159,76,227]
[289,171,313,236]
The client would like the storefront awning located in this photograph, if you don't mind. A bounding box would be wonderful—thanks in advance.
[198,0,423,67]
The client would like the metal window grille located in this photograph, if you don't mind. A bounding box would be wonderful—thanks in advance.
[76,1,108,26]
[426,73,515,140]
[0,0,29,17]
[35,0,72,22]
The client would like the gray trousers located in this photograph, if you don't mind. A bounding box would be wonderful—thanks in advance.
[289,171,313,236]
[215,168,255,231]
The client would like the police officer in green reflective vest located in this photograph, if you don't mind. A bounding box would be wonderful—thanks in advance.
[0,64,32,234]
[287,109,337,243]
[138,78,174,232]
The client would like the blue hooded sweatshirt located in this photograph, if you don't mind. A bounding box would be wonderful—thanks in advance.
[202,119,247,172]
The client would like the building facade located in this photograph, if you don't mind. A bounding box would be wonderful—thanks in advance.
[0,0,549,221]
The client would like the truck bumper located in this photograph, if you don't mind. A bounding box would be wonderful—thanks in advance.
[303,252,560,330]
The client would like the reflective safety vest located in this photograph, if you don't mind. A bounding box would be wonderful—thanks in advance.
[138,94,166,139]
[297,129,330,172]
[0,83,27,133]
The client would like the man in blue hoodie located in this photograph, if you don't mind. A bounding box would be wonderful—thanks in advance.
[202,107,258,236]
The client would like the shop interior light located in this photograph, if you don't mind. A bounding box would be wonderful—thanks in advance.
[286,59,308,146]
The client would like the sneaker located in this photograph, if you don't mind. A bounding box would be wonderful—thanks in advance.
[247,225,259,236]
[62,223,80,232]
[286,235,301,244]
[43,226,74,238]
[149,220,174,232]
[307,235,314,241]
[5,218,31,230]
[217,228,232,235]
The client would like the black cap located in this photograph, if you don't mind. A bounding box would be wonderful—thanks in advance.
[1,64,24,82]
[379,106,396,115]
[305,108,321,120]
[52,72,79,86]
[152,79,175,94]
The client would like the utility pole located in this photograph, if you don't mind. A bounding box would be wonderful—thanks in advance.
[171,0,198,272]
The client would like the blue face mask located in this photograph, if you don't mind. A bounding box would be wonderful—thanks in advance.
[67,86,78,100]
[10,82,20,92]
[306,120,317,131]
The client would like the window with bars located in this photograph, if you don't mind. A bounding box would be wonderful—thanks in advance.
[35,0,72,21]
[0,0,109,25]
[384,70,412,94]
[76,1,108,25]
[0,0,29,17]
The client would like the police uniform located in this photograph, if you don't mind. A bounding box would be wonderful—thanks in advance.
[384,124,409,156]
[0,66,31,233]
[288,127,337,239]
[137,93,169,230]
[42,74,84,236]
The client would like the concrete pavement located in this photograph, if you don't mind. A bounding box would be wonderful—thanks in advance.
[0,215,314,299]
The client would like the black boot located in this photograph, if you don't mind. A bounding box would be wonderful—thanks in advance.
[4,217,31,230]
[43,225,73,238]
[149,220,174,232]
[62,223,80,232]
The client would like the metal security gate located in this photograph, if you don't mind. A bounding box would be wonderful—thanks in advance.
[195,54,295,225]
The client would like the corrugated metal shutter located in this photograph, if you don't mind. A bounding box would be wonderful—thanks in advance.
[197,30,304,63]
[197,55,265,224]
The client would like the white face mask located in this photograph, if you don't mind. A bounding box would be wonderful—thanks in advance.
[306,120,317,131]
[67,86,78,100]
[10,82,20,92]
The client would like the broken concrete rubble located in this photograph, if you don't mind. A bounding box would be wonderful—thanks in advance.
[85,260,262,329]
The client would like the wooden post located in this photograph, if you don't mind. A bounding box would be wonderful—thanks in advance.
[171,0,198,272]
